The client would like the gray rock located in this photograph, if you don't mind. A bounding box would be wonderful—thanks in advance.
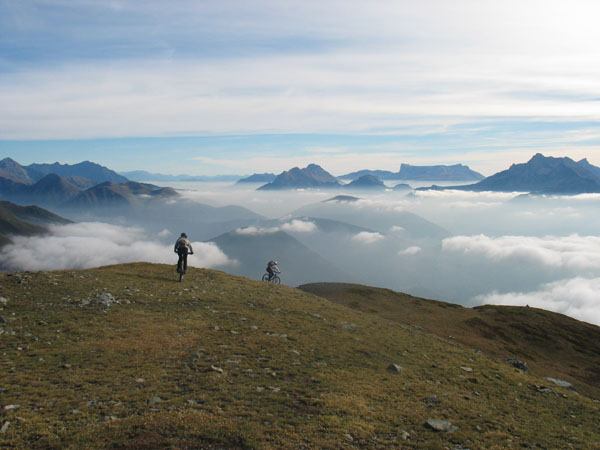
[544,377,574,390]
[0,421,9,434]
[342,323,357,331]
[425,418,458,433]
[460,366,473,372]
[0,297,7,305]
[387,364,404,373]
[149,397,164,404]
[96,293,118,306]
[505,358,528,371]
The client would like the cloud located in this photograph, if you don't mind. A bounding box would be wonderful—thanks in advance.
[0,222,232,271]
[475,277,600,326]
[352,231,384,244]
[235,226,280,236]
[280,219,317,233]
[236,220,317,235]
[399,246,422,256]
[442,234,600,270]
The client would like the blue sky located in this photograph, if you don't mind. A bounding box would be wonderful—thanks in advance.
[1,0,600,176]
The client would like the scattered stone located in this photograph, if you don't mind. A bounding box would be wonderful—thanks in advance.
[532,385,553,394]
[505,359,528,371]
[342,323,357,331]
[4,405,20,410]
[96,293,118,307]
[0,421,9,434]
[387,364,404,373]
[460,366,473,372]
[256,387,265,392]
[400,430,410,441]
[149,397,164,405]
[71,409,82,414]
[0,297,7,305]
[343,433,354,441]
[425,419,458,433]
[423,396,440,405]
[62,363,72,369]
[135,378,145,384]
[545,377,574,390]
[210,365,224,374]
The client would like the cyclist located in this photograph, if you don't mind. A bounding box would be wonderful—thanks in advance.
[266,260,280,281]
[174,233,194,275]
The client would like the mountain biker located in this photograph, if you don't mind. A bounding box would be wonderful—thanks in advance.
[174,233,194,274]
[266,260,280,281]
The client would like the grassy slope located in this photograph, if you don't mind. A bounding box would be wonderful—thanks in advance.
[298,282,600,400]
[0,264,598,449]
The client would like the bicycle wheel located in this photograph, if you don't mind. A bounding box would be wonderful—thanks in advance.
[272,275,280,284]
[262,273,270,282]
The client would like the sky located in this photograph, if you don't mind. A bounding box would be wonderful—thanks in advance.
[2,0,600,176]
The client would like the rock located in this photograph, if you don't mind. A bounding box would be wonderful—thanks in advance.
[135,378,145,384]
[0,297,7,305]
[532,384,553,394]
[342,323,357,331]
[210,365,224,374]
[425,419,458,433]
[4,405,20,410]
[62,363,72,369]
[544,377,574,390]
[0,421,9,434]
[149,397,164,405]
[505,358,528,371]
[460,366,473,372]
[400,430,410,441]
[96,293,118,307]
[423,395,440,405]
[343,433,354,441]
[387,364,404,373]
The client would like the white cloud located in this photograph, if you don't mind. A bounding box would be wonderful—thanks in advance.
[352,231,384,244]
[235,226,280,235]
[236,220,317,235]
[475,277,600,326]
[390,226,405,232]
[442,234,600,270]
[280,219,317,233]
[0,222,232,271]
[157,228,172,237]
[399,246,422,256]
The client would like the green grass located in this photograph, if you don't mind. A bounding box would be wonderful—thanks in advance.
[1,264,599,449]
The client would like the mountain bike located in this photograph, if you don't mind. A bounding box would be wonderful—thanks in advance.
[262,272,281,284]
[176,250,193,282]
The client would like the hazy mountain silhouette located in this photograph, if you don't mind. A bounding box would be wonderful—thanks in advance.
[258,164,340,190]
[209,229,348,285]
[444,154,600,194]
[0,200,71,247]
[343,174,386,190]
[236,173,276,183]
[27,160,128,184]
[397,163,484,181]
[341,164,484,181]
[64,181,179,210]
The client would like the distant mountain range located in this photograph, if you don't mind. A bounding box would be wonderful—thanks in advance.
[422,154,600,194]
[258,164,341,190]
[341,164,485,181]
[0,200,71,247]
[236,173,276,183]
[120,170,241,182]
[0,158,181,209]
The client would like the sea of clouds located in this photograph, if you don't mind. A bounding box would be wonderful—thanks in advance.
[0,222,232,272]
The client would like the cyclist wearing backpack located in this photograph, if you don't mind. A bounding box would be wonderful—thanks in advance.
[266,260,280,281]
[174,233,194,275]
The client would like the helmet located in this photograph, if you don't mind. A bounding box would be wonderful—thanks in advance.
[181,232,187,238]
[274,261,278,265]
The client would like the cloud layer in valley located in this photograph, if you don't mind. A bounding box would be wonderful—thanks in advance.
[0,222,232,272]
[476,277,600,326]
